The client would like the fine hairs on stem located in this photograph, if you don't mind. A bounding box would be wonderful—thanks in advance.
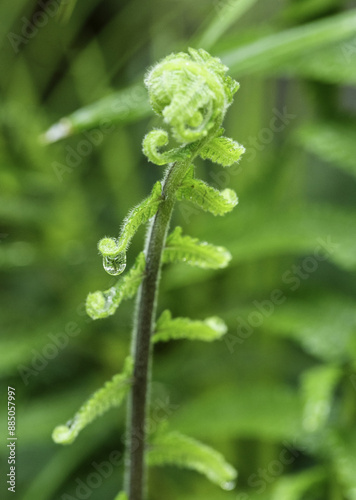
[52,48,245,500]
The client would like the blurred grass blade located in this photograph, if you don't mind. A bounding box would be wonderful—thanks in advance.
[42,83,151,143]
[280,0,339,24]
[325,431,356,496]
[271,468,326,500]
[42,11,356,142]
[114,493,128,500]
[194,0,259,50]
[22,430,108,500]
[226,202,356,272]
[220,9,356,76]
[301,365,341,433]
[57,0,78,23]
[171,384,302,441]
[277,36,356,84]
[254,293,356,363]
[296,121,356,178]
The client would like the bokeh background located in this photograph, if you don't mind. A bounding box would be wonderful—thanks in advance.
[2,0,356,499]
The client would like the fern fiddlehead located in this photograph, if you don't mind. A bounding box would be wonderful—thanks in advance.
[53,48,244,500]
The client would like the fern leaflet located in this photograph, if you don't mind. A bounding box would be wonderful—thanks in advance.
[147,430,237,489]
[98,181,162,275]
[153,310,227,343]
[163,227,231,269]
[52,356,133,445]
[199,135,245,166]
[142,129,189,165]
[177,166,238,215]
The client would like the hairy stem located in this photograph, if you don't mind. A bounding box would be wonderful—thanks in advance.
[125,131,219,500]
[126,162,188,500]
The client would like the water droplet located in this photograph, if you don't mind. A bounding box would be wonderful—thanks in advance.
[221,480,236,491]
[103,252,126,276]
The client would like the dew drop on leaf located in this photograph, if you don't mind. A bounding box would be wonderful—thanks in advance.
[103,252,126,276]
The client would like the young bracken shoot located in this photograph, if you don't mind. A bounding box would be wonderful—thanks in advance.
[52,48,245,500]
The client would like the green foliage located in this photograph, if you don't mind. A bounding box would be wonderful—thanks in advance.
[42,83,151,143]
[142,129,187,166]
[177,166,238,216]
[199,135,245,167]
[86,252,146,320]
[171,384,303,441]
[276,35,356,85]
[144,48,238,143]
[153,310,227,343]
[323,431,356,497]
[114,493,128,500]
[296,121,356,178]
[270,468,326,500]
[98,182,163,275]
[259,292,356,362]
[4,2,356,499]
[225,202,356,272]
[301,365,341,433]
[221,9,356,76]
[52,356,133,445]
[147,430,237,489]
[195,0,259,50]
[54,46,241,499]
[163,227,231,269]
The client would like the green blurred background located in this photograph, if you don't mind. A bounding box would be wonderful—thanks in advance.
[1,0,356,499]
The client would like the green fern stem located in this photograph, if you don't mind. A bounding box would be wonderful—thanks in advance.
[126,124,220,500]
[75,48,242,500]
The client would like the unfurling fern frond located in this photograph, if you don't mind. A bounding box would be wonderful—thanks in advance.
[142,129,189,166]
[153,310,227,343]
[145,48,239,144]
[147,430,237,489]
[68,48,244,500]
[163,226,231,269]
[86,252,145,320]
[98,182,162,275]
[199,135,245,166]
[177,166,238,215]
[52,357,133,445]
